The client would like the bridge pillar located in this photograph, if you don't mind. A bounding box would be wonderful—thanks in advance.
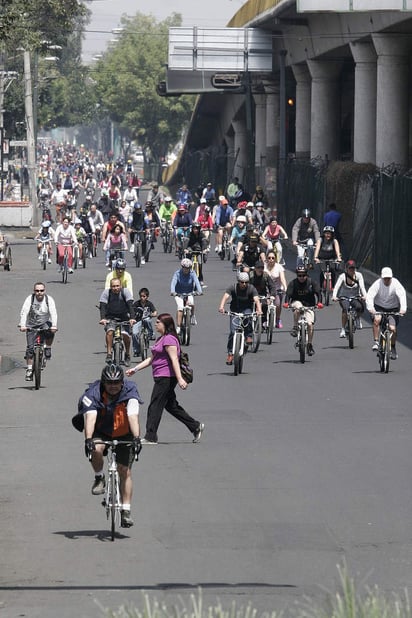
[232,119,249,184]
[292,63,311,159]
[254,93,267,186]
[350,41,377,165]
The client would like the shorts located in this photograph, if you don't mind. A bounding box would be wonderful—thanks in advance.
[291,301,315,325]
[105,321,131,337]
[373,304,400,327]
[92,431,135,468]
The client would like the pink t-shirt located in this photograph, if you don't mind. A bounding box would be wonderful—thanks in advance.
[151,334,180,378]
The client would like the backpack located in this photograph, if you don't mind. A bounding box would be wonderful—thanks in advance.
[179,350,193,384]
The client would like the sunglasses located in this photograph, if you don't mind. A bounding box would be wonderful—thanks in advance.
[267,257,276,260]
[297,274,307,278]
[35,289,45,292]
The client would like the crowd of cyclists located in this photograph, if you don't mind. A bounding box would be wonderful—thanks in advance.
[29,141,408,367]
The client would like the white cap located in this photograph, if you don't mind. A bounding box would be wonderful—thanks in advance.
[200,197,207,204]
[381,267,393,278]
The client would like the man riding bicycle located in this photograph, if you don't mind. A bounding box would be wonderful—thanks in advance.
[218,271,262,365]
[99,278,136,366]
[291,208,320,268]
[285,265,322,356]
[170,258,203,333]
[74,363,142,528]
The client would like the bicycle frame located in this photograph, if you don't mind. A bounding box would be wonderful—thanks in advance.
[338,296,361,349]
[290,306,318,363]
[375,312,400,373]
[38,240,50,270]
[109,319,130,365]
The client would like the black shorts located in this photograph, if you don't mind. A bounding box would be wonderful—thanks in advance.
[92,431,135,468]
[374,304,400,326]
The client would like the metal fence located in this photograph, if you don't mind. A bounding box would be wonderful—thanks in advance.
[280,157,412,292]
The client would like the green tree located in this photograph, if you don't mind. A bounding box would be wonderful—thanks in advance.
[92,12,195,162]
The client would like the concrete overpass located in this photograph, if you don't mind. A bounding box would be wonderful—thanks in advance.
[165,0,412,199]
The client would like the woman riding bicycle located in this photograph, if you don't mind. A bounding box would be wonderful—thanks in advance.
[332,259,367,338]
[313,226,342,287]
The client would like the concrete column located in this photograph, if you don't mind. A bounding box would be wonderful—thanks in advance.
[264,82,279,169]
[372,34,409,168]
[350,41,377,164]
[292,64,311,158]
[253,93,267,171]
[232,119,248,183]
[307,59,343,160]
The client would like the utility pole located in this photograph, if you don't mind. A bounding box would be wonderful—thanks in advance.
[24,50,38,226]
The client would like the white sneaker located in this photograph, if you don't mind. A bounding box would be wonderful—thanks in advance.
[176,326,181,334]
[190,315,197,326]
[78,260,83,266]
[141,258,145,264]
[357,318,363,329]
[38,254,42,260]
[47,258,52,264]
[68,268,74,274]
[339,328,346,338]
[372,341,379,351]
[129,247,134,253]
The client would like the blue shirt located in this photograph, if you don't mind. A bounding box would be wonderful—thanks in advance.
[170,269,202,294]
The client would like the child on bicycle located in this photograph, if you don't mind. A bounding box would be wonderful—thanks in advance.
[132,288,157,357]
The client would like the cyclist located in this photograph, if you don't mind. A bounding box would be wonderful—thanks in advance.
[218,271,262,365]
[252,201,270,231]
[19,282,58,381]
[366,267,407,359]
[50,181,67,222]
[249,261,276,327]
[262,216,288,265]
[230,215,247,266]
[251,185,269,209]
[176,183,192,206]
[75,364,142,528]
[202,182,216,203]
[158,195,177,226]
[146,183,164,210]
[35,220,55,264]
[236,233,266,272]
[103,223,128,265]
[195,204,213,248]
[132,288,157,357]
[99,278,136,366]
[54,216,78,273]
[232,200,253,225]
[185,222,208,286]
[284,265,322,356]
[170,258,203,333]
[332,259,367,338]
[291,208,320,268]
[173,203,192,255]
[102,213,127,266]
[264,250,288,328]
[123,182,138,206]
[105,258,133,296]
[313,226,342,288]
[214,197,234,253]
[87,203,104,245]
[226,176,240,206]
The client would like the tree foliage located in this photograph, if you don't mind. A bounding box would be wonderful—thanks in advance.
[91,12,195,161]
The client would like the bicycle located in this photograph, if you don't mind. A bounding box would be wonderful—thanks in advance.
[265,297,276,345]
[175,292,200,346]
[38,239,50,270]
[190,250,203,280]
[161,221,173,253]
[287,305,320,363]
[375,312,401,373]
[90,439,138,541]
[144,224,157,263]
[223,311,256,376]
[219,228,231,261]
[296,241,314,270]
[134,308,152,360]
[131,230,145,267]
[107,319,131,366]
[251,301,262,353]
[59,246,69,284]
[317,259,341,306]
[337,295,362,349]
[26,327,55,390]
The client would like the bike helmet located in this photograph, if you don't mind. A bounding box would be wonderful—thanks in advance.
[41,220,51,227]
[164,195,172,202]
[74,218,81,225]
[181,258,192,268]
[249,234,259,243]
[200,197,207,204]
[237,215,247,223]
[115,258,126,270]
[296,264,308,275]
[301,208,311,218]
[101,363,124,384]
[134,202,142,210]
[255,201,264,207]
[237,271,249,282]
[323,225,334,234]
[178,203,186,211]
[246,224,255,233]
[192,222,201,230]
[145,201,153,209]
[238,201,248,209]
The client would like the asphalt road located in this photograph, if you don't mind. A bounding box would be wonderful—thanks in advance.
[0,234,411,618]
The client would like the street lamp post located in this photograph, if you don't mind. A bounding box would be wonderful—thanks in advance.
[24,50,38,225]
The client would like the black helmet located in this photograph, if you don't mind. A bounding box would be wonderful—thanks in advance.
[192,222,201,230]
[302,208,311,218]
[101,363,124,384]
[296,264,308,275]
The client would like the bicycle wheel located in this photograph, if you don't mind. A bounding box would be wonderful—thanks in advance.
[73,247,78,270]
[383,331,391,373]
[82,248,87,268]
[4,246,12,271]
[251,314,262,353]
[62,256,68,284]
[299,323,306,363]
[347,313,354,349]
[42,251,47,271]
[193,258,200,278]
[135,242,141,267]
[233,333,242,376]
[34,347,42,390]
[113,340,122,366]
[92,235,97,257]
[266,308,274,345]
[226,243,231,260]
[139,331,148,360]
[182,309,191,346]
[109,472,117,541]
[219,245,225,260]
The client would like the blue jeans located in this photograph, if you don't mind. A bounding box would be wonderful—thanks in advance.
[132,319,153,354]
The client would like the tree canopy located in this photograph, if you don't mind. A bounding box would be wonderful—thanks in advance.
[91,12,195,161]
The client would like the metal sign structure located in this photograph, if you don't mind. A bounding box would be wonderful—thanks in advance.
[297,0,412,10]
[168,27,273,73]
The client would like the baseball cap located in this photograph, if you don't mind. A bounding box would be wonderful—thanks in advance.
[346,259,356,268]
[381,267,393,278]
[254,261,264,269]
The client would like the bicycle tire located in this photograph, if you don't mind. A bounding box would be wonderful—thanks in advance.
[162,230,168,253]
[183,309,191,346]
[267,308,274,345]
[252,314,262,353]
[139,331,148,360]
[135,243,141,267]
[299,323,306,363]
[219,245,225,260]
[109,472,116,541]
[62,257,68,284]
[73,247,78,270]
[92,236,97,257]
[42,251,47,271]
[4,246,12,271]
[82,250,87,268]
[347,313,354,349]
[233,333,242,376]
[113,340,122,366]
[34,347,42,390]
[226,243,231,260]
[383,331,391,373]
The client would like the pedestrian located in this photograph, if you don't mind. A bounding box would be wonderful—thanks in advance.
[19,282,58,381]
[126,313,204,445]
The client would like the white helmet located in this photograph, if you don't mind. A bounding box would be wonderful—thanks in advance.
[237,271,249,282]
[237,215,247,223]
[181,258,192,268]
